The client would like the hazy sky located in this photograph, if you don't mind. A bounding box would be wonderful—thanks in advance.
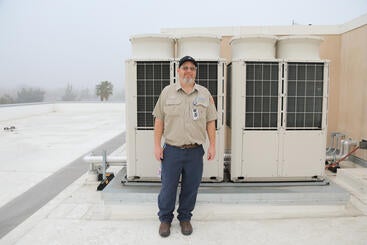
[0,0,366,91]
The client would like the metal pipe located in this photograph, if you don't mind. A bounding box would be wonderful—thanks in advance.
[83,154,127,164]
[337,138,358,160]
[326,145,360,169]
[102,150,106,180]
[326,132,347,161]
[224,153,231,161]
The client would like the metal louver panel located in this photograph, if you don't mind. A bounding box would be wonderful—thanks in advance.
[245,62,279,129]
[226,63,232,127]
[196,61,218,108]
[286,62,324,129]
[137,61,170,128]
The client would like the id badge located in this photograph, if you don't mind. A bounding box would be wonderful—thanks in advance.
[192,108,199,120]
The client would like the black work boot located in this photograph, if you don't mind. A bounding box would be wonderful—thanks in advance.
[159,222,171,237]
[180,221,193,235]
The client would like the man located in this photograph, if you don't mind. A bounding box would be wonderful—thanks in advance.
[152,56,217,237]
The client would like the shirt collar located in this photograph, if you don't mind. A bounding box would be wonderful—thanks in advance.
[175,82,198,94]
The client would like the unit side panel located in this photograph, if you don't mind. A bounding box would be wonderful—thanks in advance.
[282,131,325,177]
[202,130,224,181]
[126,61,137,177]
[134,130,161,181]
[230,62,245,180]
[242,131,279,178]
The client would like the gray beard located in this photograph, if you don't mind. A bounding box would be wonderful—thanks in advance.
[183,78,194,84]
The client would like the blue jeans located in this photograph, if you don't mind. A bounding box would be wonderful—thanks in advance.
[158,144,204,223]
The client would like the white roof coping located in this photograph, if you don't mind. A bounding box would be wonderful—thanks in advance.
[176,33,222,40]
[230,35,278,44]
[161,14,367,36]
[278,35,324,41]
[129,33,174,42]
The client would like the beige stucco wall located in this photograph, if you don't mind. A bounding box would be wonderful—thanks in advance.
[319,35,341,138]
[338,25,367,160]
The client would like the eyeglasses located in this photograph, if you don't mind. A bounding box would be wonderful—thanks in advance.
[180,66,197,71]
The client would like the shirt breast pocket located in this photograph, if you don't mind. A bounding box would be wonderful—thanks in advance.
[195,101,208,122]
[164,98,181,116]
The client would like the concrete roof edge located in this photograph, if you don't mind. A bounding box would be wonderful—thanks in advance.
[340,13,367,33]
[160,13,367,36]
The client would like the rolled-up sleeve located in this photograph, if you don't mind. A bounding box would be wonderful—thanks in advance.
[207,97,217,122]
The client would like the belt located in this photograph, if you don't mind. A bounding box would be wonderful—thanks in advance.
[166,143,201,149]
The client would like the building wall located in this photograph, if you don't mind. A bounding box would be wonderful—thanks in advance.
[338,25,367,160]
[319,35,341,138]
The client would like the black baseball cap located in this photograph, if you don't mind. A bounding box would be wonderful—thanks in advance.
[178,56,197,68]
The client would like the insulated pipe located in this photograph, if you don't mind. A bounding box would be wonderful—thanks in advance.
[325,146,360,169]
[337,138,358,160]
[83,154,127,166]
[224,153,231,161]
[326,133,346,161]
[102,150,107,180]
[326,132,338,154]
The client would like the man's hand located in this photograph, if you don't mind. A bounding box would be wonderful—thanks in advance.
[154,145,163,161]
[207,144,216,160]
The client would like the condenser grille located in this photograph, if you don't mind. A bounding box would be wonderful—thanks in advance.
[137,61,170,128]
[286,63,324,129]
[196,61,219,128]
[196,62,218,108]
[245,62,279,129]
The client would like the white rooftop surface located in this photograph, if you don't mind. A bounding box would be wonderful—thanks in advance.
[1,103,367,244]
[0,103,125,208]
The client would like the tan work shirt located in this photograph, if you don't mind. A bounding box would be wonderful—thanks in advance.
[153,82,217,146]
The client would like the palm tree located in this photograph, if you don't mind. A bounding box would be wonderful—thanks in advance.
[96,81,113,101]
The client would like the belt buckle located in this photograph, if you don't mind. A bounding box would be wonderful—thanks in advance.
[181,144,197,149]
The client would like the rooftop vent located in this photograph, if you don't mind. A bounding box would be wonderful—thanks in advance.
[277,36,323,60]
[176,34,221,59]
[130,34,174,59]
[230,35,277,60]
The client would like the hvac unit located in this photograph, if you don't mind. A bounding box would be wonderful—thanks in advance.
[176,35,225,181]
[126,35,175,181]
[228,36,328,181]
[277,36,328,180]
[126,34,225,182]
